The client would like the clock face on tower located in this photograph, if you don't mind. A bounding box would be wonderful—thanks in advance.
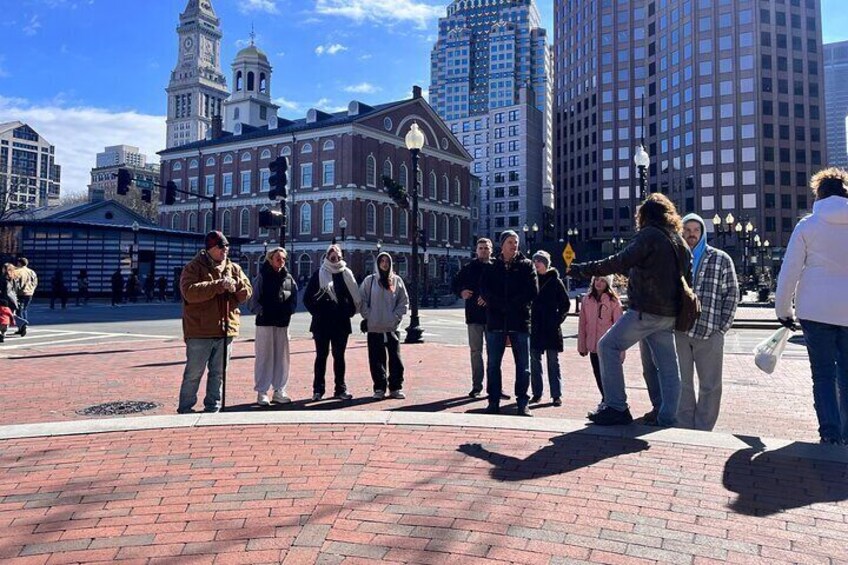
[183,37,194,50]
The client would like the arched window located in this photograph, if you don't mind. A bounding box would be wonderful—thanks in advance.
[204,211,213,233]
[205,157,215,167]
[442,175,449,201]
[233,107,240,121]
[366,203,376,234]
[259,72,267,93]
[298,253,312,280]
[222,209,232,235]
[396,257,408,278]
[189,159,198,169]
[383,159,392,179]
[280,146,291,156]
[429,171,437,199]
[301,143,312,154]
[366,155,376,187]
[417,211,423,234]
[187,212,197,232]
[239,208,250,236]
[399,210,408,238]
[323,140,335,151]
[416,168,423,196]
[322,201,334,233]
[300,203,312,234]
[236,71,243,91]
[453,178,462,204]
[172,162,182,172]
[247,71,255,91]
[442,215,450,243]
[364,255,375,276]
[383,205,393,236]
[430,213,438,241]
[428,258,438,278]
[171,214,181,230]
[453,217,461,243]
[223,154,234,165]
[260,149,272,160]
[241,152,251,162]
[399,163,408,188]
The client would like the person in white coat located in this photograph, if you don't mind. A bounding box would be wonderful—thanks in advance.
[776,167,848,445]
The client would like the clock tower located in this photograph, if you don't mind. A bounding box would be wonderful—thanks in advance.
[165,0,230,149]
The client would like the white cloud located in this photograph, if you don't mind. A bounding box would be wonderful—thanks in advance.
[315,0,443,29]
[273,96,301,112]
[235,34,264,48]
[0,96,166,198]
[23,15,41,36]
[276,51,285,58]
[238,0,279,14]
[343,82,380,94]
[314,43,348,56]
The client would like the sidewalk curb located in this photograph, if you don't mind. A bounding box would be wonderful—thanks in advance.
[1,411,845,464]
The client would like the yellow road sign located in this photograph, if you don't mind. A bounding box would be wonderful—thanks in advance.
[562,243,576,267]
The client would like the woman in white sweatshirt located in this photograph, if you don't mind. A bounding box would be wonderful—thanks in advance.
[776,167,848,445]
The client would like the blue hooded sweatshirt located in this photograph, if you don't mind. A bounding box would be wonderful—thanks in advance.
[681,213,708,283]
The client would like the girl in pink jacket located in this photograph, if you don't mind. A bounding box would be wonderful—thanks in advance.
[578,276,623,403]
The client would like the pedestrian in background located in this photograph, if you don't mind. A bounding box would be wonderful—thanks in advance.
[49,269,68,310]
[14,257,36,336]
[451,237,499,398]
[360,252,409,400]
[480,230,538,416]
[569,194,691,427]
[177,230,251,414]
[676,213,738,431]
[111,269,124,307]
[144,272,155,303]
[157,275,168,302]
[529,250,570,407]
[776,167,848,445]
[252,247,297,406]
[578,276,623,406]
[304,244,360,401]
[0,264,20,332]
[0,300,14,343]
[126,270,139,303]
[76,269,90,306]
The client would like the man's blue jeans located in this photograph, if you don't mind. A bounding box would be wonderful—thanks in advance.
[530,348,563,400]
[799,319,848,442]
[18,295,32,327]
[486,331,530,408]
[639,339,663,411]
[178,337,232,413]
[598,310,680,426]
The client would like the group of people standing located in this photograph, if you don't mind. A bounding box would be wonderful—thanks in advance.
[177,232,410,413]
[0,258,38,341]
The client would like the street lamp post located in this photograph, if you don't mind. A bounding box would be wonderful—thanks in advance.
[735,218,755,291]
[712,212,735,249]
[404,122,425,343]
[339,217,347,244]
[612,235,625,254]
[444,242,452,283]
[131,221,140,273]
[522,223,530,251]
[530,222,539,253]
[634,143,650,200]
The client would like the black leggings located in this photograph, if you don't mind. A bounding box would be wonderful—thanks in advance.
[313,333,350,395]
[590,352,604,400]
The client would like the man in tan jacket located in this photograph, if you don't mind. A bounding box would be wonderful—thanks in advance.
[15,257,37,336]
[177,231,252,413]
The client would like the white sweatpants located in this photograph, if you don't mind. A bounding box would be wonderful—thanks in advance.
[254,325,291,393]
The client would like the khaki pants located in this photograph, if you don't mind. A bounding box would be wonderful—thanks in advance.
[676,331,725,431]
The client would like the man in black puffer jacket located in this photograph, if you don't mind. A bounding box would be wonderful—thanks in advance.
[570,194,692,427]
[480,230,538,416]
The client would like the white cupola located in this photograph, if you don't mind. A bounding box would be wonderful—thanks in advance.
[222,30,279,131]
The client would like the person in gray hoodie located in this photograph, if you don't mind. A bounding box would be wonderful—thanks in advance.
[360,252,410,399]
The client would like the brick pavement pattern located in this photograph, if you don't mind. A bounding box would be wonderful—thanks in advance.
[1,424,847,564]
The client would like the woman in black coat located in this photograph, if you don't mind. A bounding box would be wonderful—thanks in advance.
[529,251,570,406]
[303,244,361,401]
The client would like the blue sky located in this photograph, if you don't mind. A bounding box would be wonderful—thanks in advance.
[0,0,844,196]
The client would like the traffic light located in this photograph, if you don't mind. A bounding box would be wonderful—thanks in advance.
[116,168,132,195]
[164,181,177,205]
[258,208,285,229]
[268,157,288,200]
[140,188,152,203]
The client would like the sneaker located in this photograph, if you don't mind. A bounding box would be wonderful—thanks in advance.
[640,408,659,425]
[517,405,533,417]
[485,404,500,415]
[257,393,271,406]
[373,390,386,400]
[468,389,482,398]
[588,406,633,426]
[0,334,4,343]
[272,391,292,404]
[530,395,542,404]
[389,390,406,399]
[334,392,353,400]
[311,393,324,401]
[19,325,26,337]
[552,397,562,407]
[203,407,220,413]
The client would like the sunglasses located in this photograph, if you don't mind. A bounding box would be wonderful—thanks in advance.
[215,243,230,249]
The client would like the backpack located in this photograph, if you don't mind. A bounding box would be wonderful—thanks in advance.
[662,231,702,332]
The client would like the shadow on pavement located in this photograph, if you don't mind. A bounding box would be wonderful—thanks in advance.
[388,395,483,413]
[6,344,184,360]
[457,429,650,481]
[222,396,380,412]
[722,435,848,516]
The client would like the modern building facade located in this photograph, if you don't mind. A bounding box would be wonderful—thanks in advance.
[0,121,61,213]
[430,0,552,243]
[824,40,848,168]
[95,145,149,169]
[158,87,474,282]
[89,145,161,206]
[554,0,825,252]
[165,0,230,149]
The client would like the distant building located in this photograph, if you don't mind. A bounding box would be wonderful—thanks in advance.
[89,146,161,205]
[824,40,848,168]
[0,121,61,213]
[96,145,149,169]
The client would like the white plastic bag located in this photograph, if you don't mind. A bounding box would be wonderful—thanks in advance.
[753,327,792,374]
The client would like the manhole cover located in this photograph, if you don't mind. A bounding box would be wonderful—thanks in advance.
[76,401,161,416]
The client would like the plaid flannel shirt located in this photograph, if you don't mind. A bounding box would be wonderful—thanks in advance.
[687,246,739,339]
